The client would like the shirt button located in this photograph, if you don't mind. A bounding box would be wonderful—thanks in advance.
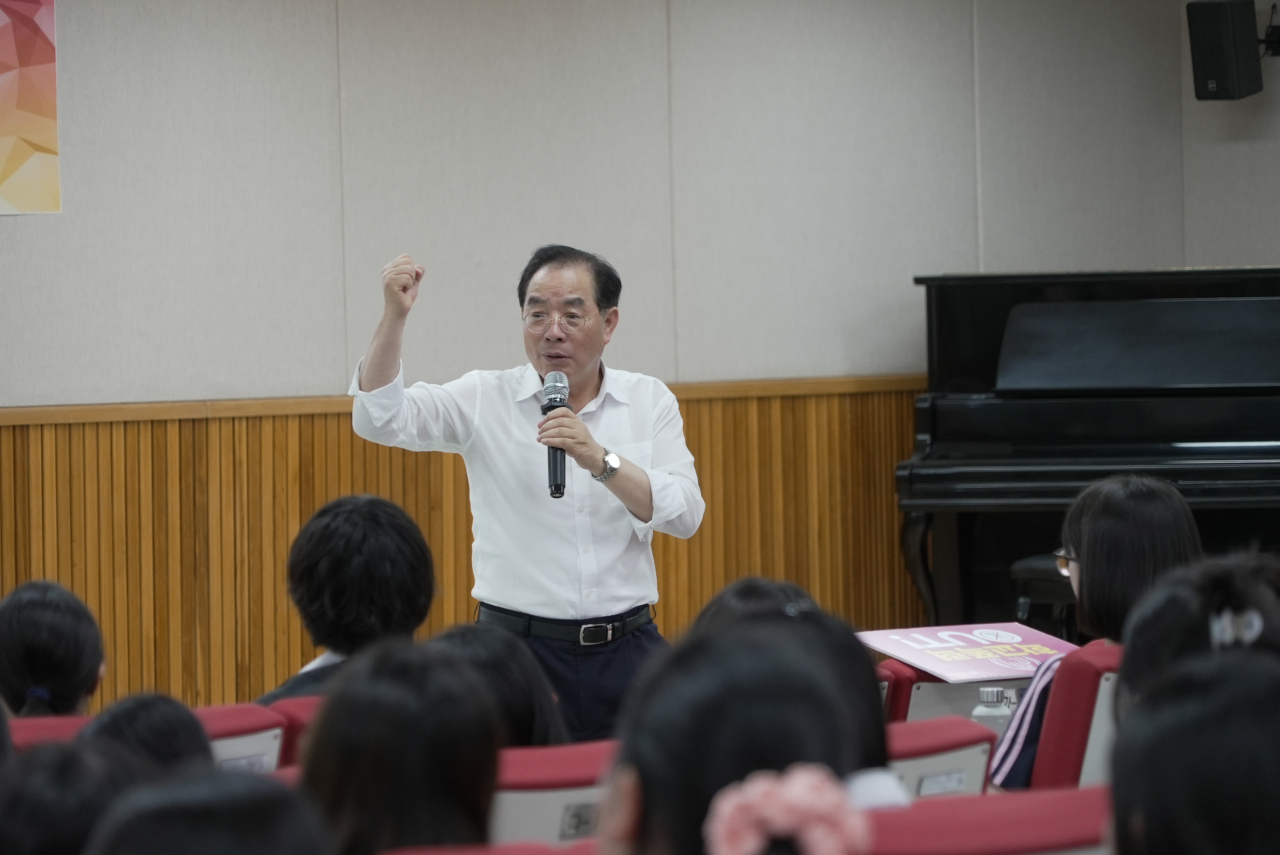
[582,546,590,554]
[576,505,585,513]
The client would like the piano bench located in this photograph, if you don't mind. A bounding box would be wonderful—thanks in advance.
[1010,554,1076,637]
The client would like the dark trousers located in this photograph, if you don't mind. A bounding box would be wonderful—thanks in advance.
[482,606,669,742]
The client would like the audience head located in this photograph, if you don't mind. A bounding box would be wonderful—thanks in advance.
[0,740,157,855]
[302,640,502,855]
[78,693,214,773]
[1118,552,1280,718]
[0,580,105,716]
[689,577,814,636]
[288,495,434,656]
[688,586,887,769]
[427,622,568,746]
[601,625,864,855]
[85,772,327,855]
[1111,650,1280,855]
[1060,473,1202,640]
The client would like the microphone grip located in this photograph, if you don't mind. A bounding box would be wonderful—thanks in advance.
[548,447,566,499]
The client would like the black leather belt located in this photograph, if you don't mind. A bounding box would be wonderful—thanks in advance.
[478,603,652,646]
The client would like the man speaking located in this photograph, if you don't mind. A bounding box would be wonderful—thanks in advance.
[349,245,705,740]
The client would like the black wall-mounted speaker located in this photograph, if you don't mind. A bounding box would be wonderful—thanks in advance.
[1187,0,1264,100]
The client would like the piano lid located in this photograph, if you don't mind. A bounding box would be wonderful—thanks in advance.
[996,297,1280,392]
[913,268,1280,395]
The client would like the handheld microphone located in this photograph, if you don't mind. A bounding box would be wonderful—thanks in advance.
[541,372,570,499]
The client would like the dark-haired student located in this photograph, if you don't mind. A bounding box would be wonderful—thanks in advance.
[352,245,705,740]
[427,622,569,745]
[257,494,435,705]
[1112,650,1280,855]
[0,580,105,717]
[85,773,327,855]
[597,624,873,855]
[688,582,901,808]
[1117,552,1280,720]
[302,640,502,855]
[78,693,214,774]
[0,740,159,855]
[989,473,1203,788]
[688,576,813,636]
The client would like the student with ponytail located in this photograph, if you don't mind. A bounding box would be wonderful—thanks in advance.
[0,581,104,717]
[1117,551,1280,719]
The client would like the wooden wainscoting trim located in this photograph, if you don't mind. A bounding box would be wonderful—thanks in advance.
[670,374,926,400]
[0,375,926,426]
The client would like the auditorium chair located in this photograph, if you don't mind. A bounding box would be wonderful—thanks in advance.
[8,714,91,751]
[192,704,287,773]
[490,739,618,843]
[869,785,1110,855]
[268,695,325,767]
[885,716,996,798]
[1029,640,1123,789]
[879,658,1030,724]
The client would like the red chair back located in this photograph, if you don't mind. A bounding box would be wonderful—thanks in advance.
[1030,640,1123,789]
[8,715,92,751]
[869,786,1110,855]
[887,716,996,798]
[497,739,618,790]
[490,740,617,843]
[193,704,287,772]
[880,659,936,722]
[268,695,325,767]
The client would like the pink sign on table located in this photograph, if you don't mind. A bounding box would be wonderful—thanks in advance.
[857,622,1078,683]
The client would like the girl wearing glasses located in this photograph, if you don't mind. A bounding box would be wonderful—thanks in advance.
[989,473,1203,788]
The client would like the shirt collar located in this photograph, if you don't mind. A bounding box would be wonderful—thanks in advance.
[514,361,630,407]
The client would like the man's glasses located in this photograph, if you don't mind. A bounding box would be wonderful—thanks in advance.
[1053,547,1076,577]
[522,311,596,334]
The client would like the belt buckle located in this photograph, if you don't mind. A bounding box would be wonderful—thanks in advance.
[579,622,614,646]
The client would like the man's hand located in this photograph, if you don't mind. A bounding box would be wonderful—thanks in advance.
[382,254,424,319]
[538,407,605,474]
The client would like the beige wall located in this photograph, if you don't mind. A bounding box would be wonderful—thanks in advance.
[1,0,1276,407]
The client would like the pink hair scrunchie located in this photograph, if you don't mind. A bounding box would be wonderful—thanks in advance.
[703,764,870,855]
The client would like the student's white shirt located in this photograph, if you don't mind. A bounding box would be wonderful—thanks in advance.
[349,362,704,620]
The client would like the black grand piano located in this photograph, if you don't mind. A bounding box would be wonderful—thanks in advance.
[896,268,1280,627]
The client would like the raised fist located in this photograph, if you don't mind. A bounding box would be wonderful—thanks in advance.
[382,254,424,318]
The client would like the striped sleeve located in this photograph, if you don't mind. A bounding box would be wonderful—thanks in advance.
[989,652,1066,787]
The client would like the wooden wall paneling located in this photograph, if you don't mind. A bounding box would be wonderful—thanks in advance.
[137,422,156,698]
[0,378,926,706]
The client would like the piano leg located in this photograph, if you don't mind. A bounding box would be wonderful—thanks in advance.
[901,512,939,625]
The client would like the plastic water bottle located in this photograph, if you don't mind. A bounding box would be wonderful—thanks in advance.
[971,686,1012,737]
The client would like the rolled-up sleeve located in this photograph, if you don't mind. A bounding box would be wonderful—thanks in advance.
[349,361,475,454]
[626,388,704,542]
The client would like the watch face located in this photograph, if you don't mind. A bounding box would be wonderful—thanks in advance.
[605,452,620,469]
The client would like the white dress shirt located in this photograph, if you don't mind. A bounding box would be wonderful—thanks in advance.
[349,361,705,620]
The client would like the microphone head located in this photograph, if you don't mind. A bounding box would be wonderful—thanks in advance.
[543,371,570,407]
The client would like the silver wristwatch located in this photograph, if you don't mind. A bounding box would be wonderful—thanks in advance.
[593,449,621,483]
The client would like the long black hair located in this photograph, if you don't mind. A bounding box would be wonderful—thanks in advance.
[0,581,104,716]
[1061,474,1203,640]
[302,640,502,855]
